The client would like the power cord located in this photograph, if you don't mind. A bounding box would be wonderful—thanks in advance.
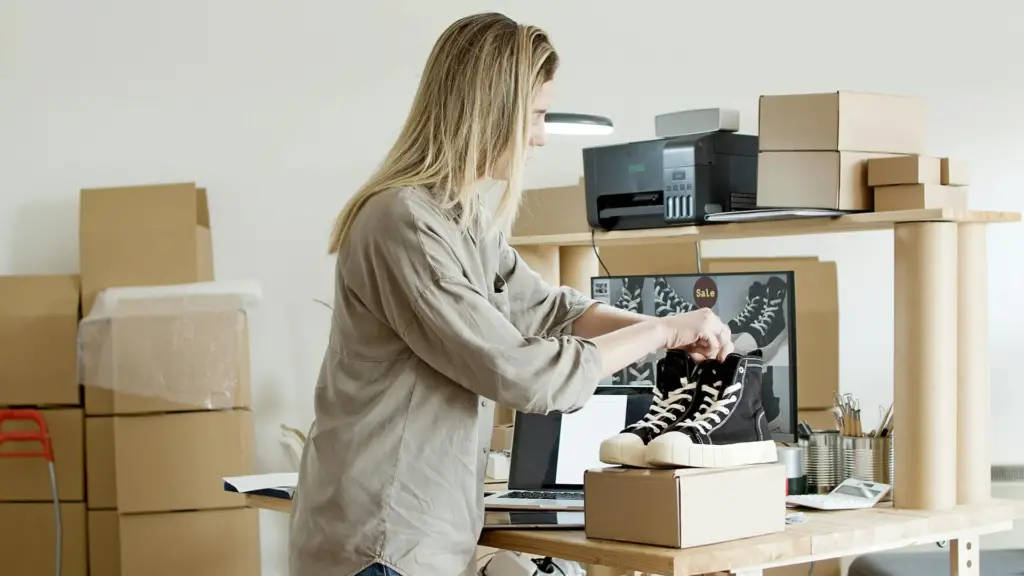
[533,557,566,575]
[590,229,610,275]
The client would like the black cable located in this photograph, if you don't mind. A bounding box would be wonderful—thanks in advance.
[533,557,566,576]
[807,560,815,576]
[591,228,610,276]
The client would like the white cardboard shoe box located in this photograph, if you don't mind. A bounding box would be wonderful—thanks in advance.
[584,462,786,548]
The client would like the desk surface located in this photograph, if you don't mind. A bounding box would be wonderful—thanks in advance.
[246,495,1022,576]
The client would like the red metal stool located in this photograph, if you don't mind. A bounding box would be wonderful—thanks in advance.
[0,409,61,576]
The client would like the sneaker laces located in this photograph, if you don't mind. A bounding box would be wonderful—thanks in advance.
[629,378,697,433]
[654,279,696,317]
[732,295,762,325]
[616,285,642,313]
[750,300,781,335]
[627,363,654,386]
[677,382,741,434]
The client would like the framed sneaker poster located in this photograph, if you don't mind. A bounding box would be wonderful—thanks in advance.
[591,272,798,441]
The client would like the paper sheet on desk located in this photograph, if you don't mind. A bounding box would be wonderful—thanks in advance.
[223,472,298,499]
[555,395,628,485]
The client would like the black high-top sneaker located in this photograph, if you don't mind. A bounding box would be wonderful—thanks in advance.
[734,277,788,352]
[611,278,645,385]
[653,277,698,317]
[600,351,701,467]
[645,350,777,468]
[728,281,766,333]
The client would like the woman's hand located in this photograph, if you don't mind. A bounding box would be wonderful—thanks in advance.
[658,308,734,363]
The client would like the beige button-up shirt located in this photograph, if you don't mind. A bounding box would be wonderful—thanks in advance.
[289,186,602,576]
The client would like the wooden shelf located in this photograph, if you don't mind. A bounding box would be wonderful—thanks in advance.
[478,500,1024,576]
[510,209,1020,247]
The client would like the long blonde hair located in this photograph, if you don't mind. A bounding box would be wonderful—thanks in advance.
[328,12,559,254]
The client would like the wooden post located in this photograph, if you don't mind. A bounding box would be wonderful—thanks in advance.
[517,245,560,286]
[892,222,958,510]
[957,224,991,504]
[559,246,599,293]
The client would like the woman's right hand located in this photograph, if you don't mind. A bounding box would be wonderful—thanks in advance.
[658,308,734,363]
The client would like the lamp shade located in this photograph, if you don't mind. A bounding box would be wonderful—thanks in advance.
[544,112,614,136]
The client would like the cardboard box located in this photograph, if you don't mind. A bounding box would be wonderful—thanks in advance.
[80,286,252,415]
[757,151,901,210]
[0,502,87,576]
[490,424,514,452]
[941,157,969,186]
[0,408,84,501]
[512,178,589,238]
[874,184,968,212]
[0,275,80,406]
[758,92,927,154]
[494,405,515,427]
[79,183,214,315]
[704,257,839,409]
[798,408,840,432]
[85,410,253,513]
[867,156,941,186]
[584,464,786,548]
[88,508,260,576]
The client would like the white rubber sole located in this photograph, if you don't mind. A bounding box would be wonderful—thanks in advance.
[599,435,653,468]
[645,437,778,468]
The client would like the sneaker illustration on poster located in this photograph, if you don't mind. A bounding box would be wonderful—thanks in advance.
[645,350,778,468]
[761,366,781,425]
[731,276,788,361]
[728,281,766,333]
[599,351,700,467]
[611,278,654,386]
[653,277,698,317]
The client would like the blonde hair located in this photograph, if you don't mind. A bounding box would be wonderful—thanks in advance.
[328,12,559,254]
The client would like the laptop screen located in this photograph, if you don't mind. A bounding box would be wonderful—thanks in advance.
[506,387,653,491]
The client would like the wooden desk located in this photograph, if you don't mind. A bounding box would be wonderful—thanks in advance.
[246,495,1023,576]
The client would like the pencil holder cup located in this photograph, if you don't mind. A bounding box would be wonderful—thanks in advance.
[798,431,842,494]
[840,435,895,502]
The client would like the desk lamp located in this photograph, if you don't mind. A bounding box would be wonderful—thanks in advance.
[545,112,614,136]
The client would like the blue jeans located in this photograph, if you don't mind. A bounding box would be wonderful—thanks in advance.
[355,564,400,576]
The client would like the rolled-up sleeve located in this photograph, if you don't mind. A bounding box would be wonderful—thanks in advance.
[404,275,601,414]
[498,234,598,339]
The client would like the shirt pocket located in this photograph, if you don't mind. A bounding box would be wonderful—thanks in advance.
[488,273,511,319]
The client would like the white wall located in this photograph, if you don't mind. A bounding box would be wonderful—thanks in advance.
[2,1,1022,574]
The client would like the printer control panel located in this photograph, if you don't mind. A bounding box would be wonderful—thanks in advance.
[663,168,696,222]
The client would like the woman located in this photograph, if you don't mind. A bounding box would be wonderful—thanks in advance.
[289,12,734,576]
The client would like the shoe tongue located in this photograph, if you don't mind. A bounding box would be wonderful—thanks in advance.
[658,350,697,391]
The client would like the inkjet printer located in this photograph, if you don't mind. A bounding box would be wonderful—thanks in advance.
[583,132,758,231]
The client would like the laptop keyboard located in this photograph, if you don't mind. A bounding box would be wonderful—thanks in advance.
[502,490,584,500]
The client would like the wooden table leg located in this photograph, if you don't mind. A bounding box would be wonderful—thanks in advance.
[893,222,958,510]
[957,224,991,505]
[559,246,599,294]
[517,245,560,286]
[950,536,980,575]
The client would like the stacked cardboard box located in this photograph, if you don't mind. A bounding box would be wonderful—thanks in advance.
[78,183,260,576]
[756,91,928,210]
[0,275,88,576]
[703,257,840,414]
[867,155,971,211]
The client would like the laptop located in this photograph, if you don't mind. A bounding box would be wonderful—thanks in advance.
[483,387,654,511]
